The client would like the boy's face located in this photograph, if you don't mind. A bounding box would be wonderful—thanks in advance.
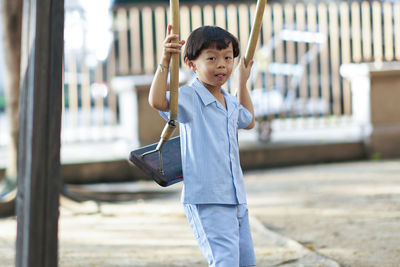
[186,43,234,91]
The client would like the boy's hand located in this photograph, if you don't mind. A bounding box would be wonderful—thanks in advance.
[236,57,255,129]
[237,57,254,87]
[161,24,185,65]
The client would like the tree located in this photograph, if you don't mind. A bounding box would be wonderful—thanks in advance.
[0,0,23,216]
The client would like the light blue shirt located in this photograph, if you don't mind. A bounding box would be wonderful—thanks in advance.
[160,78,253,204]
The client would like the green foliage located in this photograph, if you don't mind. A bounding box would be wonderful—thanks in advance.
[372,152,382,161]
[0,94,5,111]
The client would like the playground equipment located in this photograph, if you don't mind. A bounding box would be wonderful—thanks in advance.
[251,26,327,140]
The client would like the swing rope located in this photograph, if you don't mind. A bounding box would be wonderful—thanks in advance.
[245,0,266,66]
[153,0,180,153]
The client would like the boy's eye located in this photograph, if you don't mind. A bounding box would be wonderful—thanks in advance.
[225,56,232,60]
[208,57,216,61]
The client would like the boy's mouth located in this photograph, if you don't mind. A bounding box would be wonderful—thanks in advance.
[215,74,226,79]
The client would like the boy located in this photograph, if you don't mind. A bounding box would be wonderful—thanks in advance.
[149,25,256,267]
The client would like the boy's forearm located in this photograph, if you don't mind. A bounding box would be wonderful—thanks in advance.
[237,81,255,129]
[148,62,170,111]
[148,24,184,112]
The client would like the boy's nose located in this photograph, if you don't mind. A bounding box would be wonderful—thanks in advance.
[217,59,226,68]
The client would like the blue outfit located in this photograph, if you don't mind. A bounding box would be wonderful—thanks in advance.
[160,77,256,266]
[160,78,252,204]
[184,203,256,267]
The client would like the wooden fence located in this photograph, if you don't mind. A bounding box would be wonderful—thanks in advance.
[111,1,399,112]
[60,0,400,141]
[62,49,119,142]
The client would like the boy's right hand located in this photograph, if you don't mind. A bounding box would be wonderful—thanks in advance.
[161,25,185,65]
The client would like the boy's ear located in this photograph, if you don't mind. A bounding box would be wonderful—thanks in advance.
[185,58,196,71]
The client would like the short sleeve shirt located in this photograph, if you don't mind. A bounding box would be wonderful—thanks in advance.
[160,78,253,204]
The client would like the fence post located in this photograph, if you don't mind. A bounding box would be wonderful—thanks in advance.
[16,0,64,265]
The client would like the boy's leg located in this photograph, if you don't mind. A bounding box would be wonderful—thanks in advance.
[238,204,256,267]
[183,204,240,267]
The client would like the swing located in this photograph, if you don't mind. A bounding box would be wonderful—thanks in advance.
[129,0,267,187]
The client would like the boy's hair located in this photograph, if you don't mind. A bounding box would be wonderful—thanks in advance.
[184,26,240,61]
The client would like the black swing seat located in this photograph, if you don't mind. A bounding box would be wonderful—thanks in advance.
[129,136,183,187]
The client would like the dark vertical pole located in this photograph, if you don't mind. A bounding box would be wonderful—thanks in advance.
[16,0,64,266]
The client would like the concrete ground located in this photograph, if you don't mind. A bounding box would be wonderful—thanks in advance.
[1,159,399,266]
[246,160,400,267]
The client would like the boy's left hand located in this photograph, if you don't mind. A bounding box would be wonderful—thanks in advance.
[236,57,254,87]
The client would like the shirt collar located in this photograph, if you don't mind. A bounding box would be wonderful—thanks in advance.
[191,78,216,106]
[190,78,236,116]
[222,89,236,117]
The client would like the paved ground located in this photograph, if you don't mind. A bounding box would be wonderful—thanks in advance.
[246,160,400,267]
[1,159,399,266]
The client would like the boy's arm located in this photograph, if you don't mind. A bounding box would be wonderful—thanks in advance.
[237,57,255,129]
[148,25,185,112]
[148,61,170,112]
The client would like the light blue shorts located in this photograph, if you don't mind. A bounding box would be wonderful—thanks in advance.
[183,203,256,267]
